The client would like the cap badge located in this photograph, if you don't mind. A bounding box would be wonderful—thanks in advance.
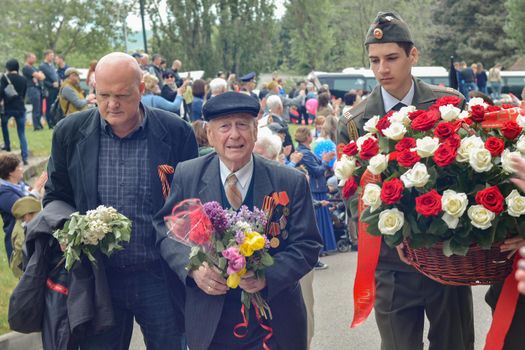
[373,28,383,39]
[385,15,393,21]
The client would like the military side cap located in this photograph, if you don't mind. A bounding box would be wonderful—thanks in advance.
[239,72,256,82]
[11,196,42,219]
[202,91,260,121]
[365,11,413,45]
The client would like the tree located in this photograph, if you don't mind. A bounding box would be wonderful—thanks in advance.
[505,0,525,55]
[429,0,517,68]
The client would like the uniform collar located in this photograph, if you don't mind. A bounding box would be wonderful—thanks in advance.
[381,80,415,112]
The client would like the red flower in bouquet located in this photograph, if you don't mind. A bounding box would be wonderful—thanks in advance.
[359,138,380,160]
[342,176,358,199]
[397,150,421,167]
[444,134,461,150]
[486,105,502,113]
[411,109,440,131]
[395,137,416,152]
[484,137,505,157]
[501,121,522,140]
[432,96,463,108]
[470,105,485,123]
[433,142,457,167]
[380,178,404,205]
[375,115,391,136]
[434,122,457,140]
[408,109,426,121]
[188,213,213,245]
[415,190,442,217]
[475,186,504,215]
[342,142,358,156]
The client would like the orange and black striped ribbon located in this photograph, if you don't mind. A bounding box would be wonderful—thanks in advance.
[158,164,174,200]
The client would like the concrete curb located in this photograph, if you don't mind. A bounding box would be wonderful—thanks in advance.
[0,332,41,350]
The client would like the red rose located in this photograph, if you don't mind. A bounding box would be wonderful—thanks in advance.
[475,186,504,214]
[486,105,502,113]
[502,104,515,110]
[433,143,457,167]
[408,109,426,121]
[501,121,522,140]
[397,150,421,167]
[434,122,456,140]
[375,115,391,136]
[432,96,463,108]
[415,190,442,217]
[444,134,461,150]
[484,137,505,157]
[411,109,440,131]
[359,138,380,160]
[342,142,358,156]
[395,137,416,152]
[380,178,404,205]
[342,176,358,199]
[470,105,485,123]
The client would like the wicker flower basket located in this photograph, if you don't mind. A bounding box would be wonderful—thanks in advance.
[402,241,514,286]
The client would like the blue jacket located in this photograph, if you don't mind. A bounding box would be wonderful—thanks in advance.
[297,143,329,194]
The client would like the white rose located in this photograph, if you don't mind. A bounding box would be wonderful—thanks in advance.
[456,135,484,163]
[441,190,468,229]
[468,148,493,173]
[517,135,525,154]
[378,208,405,235]
[439,104,461,121]
[517,115,525,128]
[356,133,376,151]
[334,155,357,182]
[364,116,380,133]
[382,122,407,141]
[457,110,470,120]
[506,190,525,217]
[467,205,495,230]
[367,154,389,175]
[414,136,440,158]
[390,106,415,125]
[400,162,430,188]
[362,184,382,213]
[468,97,488,110]
[501,149,522,173]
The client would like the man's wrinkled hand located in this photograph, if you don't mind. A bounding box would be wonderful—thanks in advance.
[396,242,412,265]
[239,271,266,293]
[190,263,229,295]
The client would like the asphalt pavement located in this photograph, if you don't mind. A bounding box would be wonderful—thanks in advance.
[129,251,492,349]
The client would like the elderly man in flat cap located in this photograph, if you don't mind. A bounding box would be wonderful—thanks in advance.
[155,91,322,350]
[337,11,474,350]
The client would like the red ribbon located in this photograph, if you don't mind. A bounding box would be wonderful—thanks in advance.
[234,303,273,350]
[46,278,69,296]
[484,255,520,350]
[157,164,174,199]
[350,170,382,328]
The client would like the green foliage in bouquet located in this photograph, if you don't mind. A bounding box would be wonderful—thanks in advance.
[53,206,132,270]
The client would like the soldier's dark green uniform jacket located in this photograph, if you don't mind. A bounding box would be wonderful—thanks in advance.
[336,78,475,350]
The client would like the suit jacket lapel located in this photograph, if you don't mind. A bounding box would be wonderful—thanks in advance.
[76,113,100,211]
[412,78,437,108]
[198,155,223,203]
[253,155,275,208]
[147,109,173,212]
[363,86,386,121]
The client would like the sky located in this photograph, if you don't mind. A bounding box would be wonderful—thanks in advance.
[127,0,286,32]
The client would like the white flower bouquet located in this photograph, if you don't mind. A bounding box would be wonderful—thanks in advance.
[53,205,132,270]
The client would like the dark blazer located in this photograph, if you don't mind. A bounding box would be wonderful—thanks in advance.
[154,153,323,350]
[43,104,198,215]
[297,143,329,194]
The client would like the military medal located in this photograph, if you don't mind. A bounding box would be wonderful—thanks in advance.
[270,237,280,248]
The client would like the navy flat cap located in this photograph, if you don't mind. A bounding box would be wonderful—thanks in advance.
[239,72,256,82]
[202,91,260,121]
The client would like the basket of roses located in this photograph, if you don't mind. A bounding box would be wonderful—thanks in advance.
[335,96,525,285]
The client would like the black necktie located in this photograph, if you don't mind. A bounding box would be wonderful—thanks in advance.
[391,102,406,112]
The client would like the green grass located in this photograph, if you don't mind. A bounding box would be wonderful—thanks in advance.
[0,217,18,335]
[3,124,53,157]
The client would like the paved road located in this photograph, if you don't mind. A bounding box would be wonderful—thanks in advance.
[130,251,492,349]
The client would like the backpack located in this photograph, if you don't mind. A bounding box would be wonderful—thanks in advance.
[48,97,65,123]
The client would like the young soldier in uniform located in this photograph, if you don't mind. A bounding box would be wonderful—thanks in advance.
[336,11,474,350]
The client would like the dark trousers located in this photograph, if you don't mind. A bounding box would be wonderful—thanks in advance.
[375,269,474,350]
[1,110,29,161]
[79,263,185,350]
[27,87,43,129]
[44,87,58,128]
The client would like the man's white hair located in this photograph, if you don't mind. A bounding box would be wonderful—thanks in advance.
[266,95,283,112]
[255,127,282,160]
[209,78,227,95]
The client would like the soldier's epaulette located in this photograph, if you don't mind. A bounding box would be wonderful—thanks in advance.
[430,84,462,97]
[342,102,366,123]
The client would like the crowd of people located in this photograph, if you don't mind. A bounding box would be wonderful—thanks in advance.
[2,8,525,350]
